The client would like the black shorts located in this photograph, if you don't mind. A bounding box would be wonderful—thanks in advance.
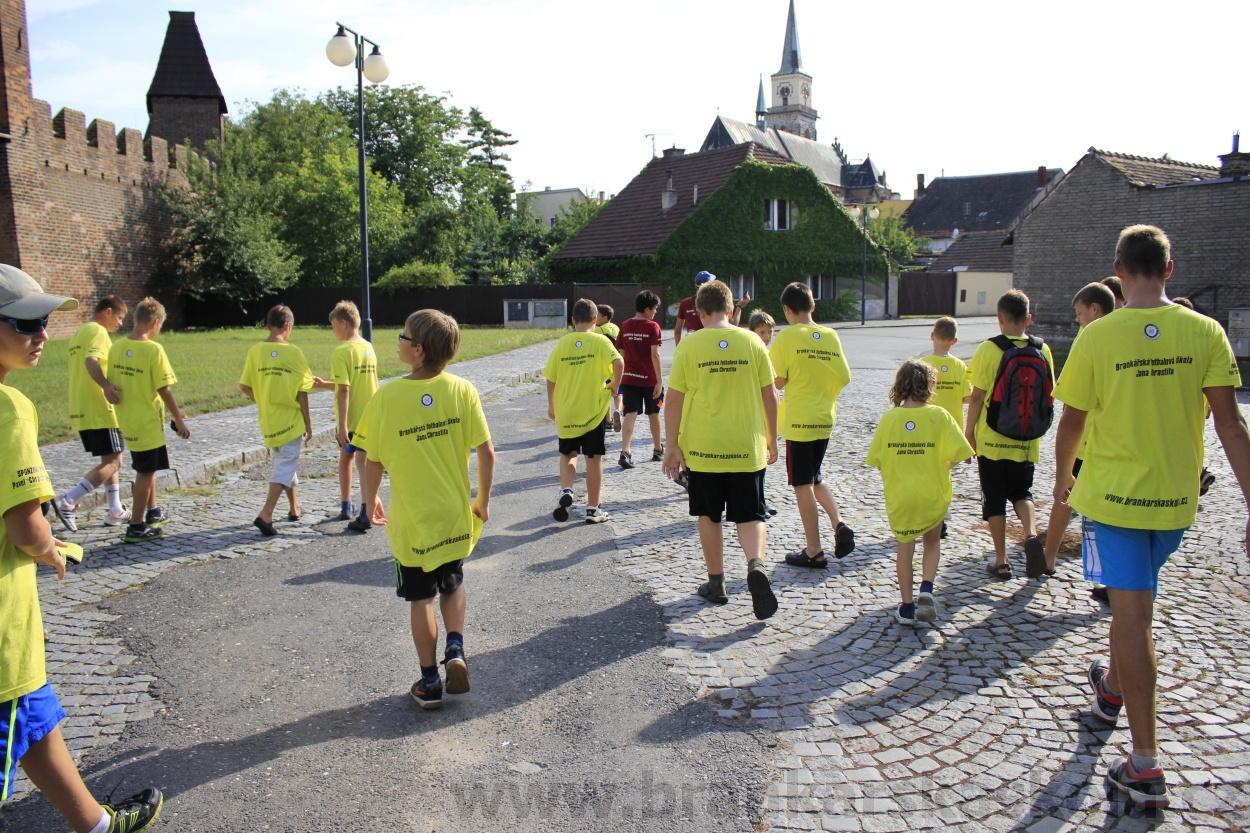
[80,428,124,457]
[978,456,1035,519]
[131,446,170,474]
[785,438,829,487]
[687,469,767,524]
[395,559,464,601]
[620,384,662,416]
[1072,457,1084,478]
[558,423,607,458]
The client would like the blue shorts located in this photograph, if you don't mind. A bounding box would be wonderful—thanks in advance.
[1081,518,1187,597]
[343,431,362,455]
[2,683,66,799]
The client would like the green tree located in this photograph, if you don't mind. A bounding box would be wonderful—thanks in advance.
[548,198,605,250]
[868,214,929,265]
[461,106,518,218]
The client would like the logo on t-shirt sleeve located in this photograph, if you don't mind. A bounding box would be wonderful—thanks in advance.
[1144,324,1160,340]
[421,394,434,407]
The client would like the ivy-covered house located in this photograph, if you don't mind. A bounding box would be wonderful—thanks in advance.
[549,143,888,321]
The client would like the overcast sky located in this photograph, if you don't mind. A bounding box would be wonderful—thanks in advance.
[29,0,1242,202]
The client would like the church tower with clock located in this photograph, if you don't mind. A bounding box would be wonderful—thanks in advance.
[765,0,817,140]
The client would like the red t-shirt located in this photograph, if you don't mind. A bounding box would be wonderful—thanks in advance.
[619,317,663,387]
[677,296,702,335]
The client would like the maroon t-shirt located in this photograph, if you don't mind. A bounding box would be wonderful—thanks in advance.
[619,317,663,387]
[677,296,702,335]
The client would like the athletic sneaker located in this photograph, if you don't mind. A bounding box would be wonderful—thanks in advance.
[443,645,470,694]
[1091,585,1110,603]
[894,604,917,625]
[747,565,778,620]
[411,676,443,710]
[103,505,131,527]
[144,508,168,528]
[612,411,622,432]
[123,524,163,544]
[1088,658,1123,726]
[52,496,79,532]
[916,592,938,623]
[619,451,634,469]
[833,522,855,558]
[346,516,371,533]
[1105,757,1170,810]
[103,787,164,832]
[651,446,664,462]
[553,490,574,522]
[584,506,610,524]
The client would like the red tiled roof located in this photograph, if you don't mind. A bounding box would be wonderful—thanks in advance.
[553,143,793,260]
[931,231,1013,272]
[1091,148,1218,187]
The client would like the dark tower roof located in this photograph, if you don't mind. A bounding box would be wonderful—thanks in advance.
[755,75,767,127]
[146,11,226,115]
[777,0,802,74]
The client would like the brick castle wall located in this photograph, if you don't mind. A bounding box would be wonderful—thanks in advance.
[1013,154,1250,346]
[0,0,190,337]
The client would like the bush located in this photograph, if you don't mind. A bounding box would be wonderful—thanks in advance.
[375,260,460,291]
[815,290,860,321]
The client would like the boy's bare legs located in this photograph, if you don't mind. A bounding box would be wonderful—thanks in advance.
[285,485,300,518]
[896,539,917,603]
[737,519,766,564]
[132,472,155,517]
[558,453,577,490]
[988,500,1035,565]
[794,483,842,555]
[698,516,724,574]
[353,450,366,505]
[1043,500,1073,570]
[258,482,285,523]
[586,455,604,506]
[85,453,122,490]
[1105,589,1159,757]
[19,728,106,833]
[409,587,466,668]
[621,412,638,456]
[338,448,353,503]
[919,524,942,586]
[648,413,663,451]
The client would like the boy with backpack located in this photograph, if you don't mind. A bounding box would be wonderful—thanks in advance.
[964,289,1055,580]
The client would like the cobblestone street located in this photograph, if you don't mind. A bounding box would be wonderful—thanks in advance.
[15,335,1250,832]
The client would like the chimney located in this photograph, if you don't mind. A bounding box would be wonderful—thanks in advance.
[1037,166,1048,188]
[598,191,605,203]
[544,185,551,190]
[915,173,926,198]
[661,171,678,212]
[693,185,699,205]
[662,146,685,159]
[1219,132,1249,181]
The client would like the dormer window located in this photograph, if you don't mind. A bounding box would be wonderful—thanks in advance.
[764,199,791,231]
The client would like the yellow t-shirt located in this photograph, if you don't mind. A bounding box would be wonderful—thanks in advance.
[543,331,621,439]
[769,323,851,441]
[866,404,975,540]
[0,385,54,702]
[668,327,775,473]
[67,321,118,431]
[107,338,178,452]
[921,353,971,427]
[239,342,314,448]
[969,335,1055,462]
[1054,304,1240,530]
[353,374,491,570]
[330,339,378,433]
[595,322,620,342]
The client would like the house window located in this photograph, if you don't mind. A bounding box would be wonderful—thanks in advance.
[960,289,967,302]
[763,199,791,231]
[808,275,836,301]
[727,275,755,302]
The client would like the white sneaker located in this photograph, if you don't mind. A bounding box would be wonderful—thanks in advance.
[584,506,610,524]
[916,592,938,623]
[103,505,131,526]
[52,496,79,532]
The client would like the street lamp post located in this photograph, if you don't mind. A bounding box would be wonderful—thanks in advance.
[326,24,390,342]
[851,204,880,325]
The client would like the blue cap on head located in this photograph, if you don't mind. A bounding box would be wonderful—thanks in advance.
[694,270,715,285]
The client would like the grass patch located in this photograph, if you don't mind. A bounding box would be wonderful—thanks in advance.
[15,325,561,446]
[167,481,221,498]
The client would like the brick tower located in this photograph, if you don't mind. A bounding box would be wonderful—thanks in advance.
[146,11,225,151]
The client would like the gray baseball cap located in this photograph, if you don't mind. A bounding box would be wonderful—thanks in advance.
[0,263,77,318]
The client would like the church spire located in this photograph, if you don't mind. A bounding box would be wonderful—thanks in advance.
[778,0,802,74]
[755,75,767,130]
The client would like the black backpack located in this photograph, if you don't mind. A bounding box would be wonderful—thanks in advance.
[985,335,1054,441]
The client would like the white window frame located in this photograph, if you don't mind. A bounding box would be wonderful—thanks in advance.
[806,274,835,301]
[727,275,756,303]
[763,199,791,231]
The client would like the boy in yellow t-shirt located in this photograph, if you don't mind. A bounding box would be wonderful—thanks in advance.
[356,310,494,710]
[595,303,623,432]
[51,295,130,532]
[312,301,379,526]
[867,360,974,626]
[0,265,165,831]
[108,297,190,544]
[770,282,854,567]
[964,289,1054,580]
[662,280,780,620]
[239,305,313,537]
[545,298,623,524]
[921,316,971,427]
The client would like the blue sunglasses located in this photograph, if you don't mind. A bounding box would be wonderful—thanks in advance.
[1,315,49,335]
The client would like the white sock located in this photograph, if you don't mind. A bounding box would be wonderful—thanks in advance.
[586,504,599,512]
[65,479,94,505]
[105,483,123,513]
[88,808,111,833]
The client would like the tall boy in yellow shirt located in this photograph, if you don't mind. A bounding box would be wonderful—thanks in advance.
[357,310,495,709]
[51,296,130,531]
[0,265,165,832]
[769,282,854,568]
[312,301,379,527]
[239,305,313,536]
[662,280,780,620]
[964,290,1053,579]
[1052,226,1250,810]
[545,299,623,523]
[108,297,190,544]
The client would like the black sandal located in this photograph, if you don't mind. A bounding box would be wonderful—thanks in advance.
[697,581,729,604]
[285,512,301,522]
[987,562,1012,581]
[784,548,828,569]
